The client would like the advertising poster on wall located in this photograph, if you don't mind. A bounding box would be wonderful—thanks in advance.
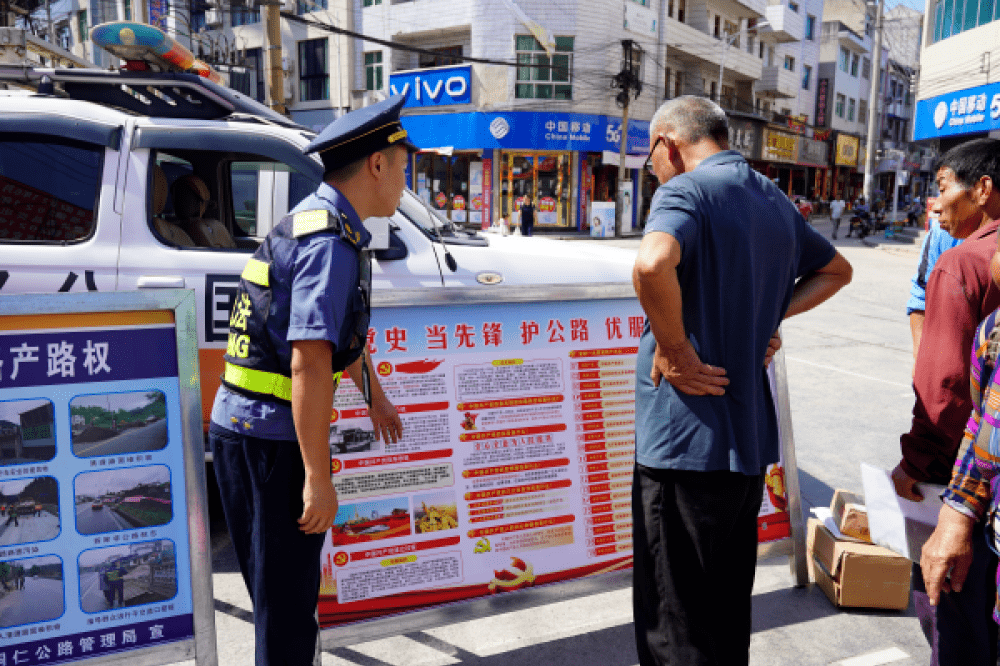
[317,294,797,630]
[481,159,493,231]
[468,162,483,227]
[0,305,201,665]
[589,202,615,238]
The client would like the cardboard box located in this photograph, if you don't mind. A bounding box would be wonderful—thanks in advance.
[807,518,911,610]
[831,489,871,542]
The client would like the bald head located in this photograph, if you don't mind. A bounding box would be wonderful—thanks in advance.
[650,96,729,147]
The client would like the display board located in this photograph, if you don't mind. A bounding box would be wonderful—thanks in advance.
[0,291,215,666]
[321,284,807,646]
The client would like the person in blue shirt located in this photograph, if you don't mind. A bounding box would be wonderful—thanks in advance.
[209,95,413,666]
[906,218,961,365]
[631,96,852,666]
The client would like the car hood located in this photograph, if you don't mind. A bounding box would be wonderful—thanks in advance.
[444,234,637,286]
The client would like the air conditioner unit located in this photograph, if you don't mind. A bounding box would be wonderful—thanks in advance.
[281,0,296,12]
[205,9,222,27]
[283,78,293,101]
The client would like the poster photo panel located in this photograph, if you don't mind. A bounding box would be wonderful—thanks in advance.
[0,291,216,666]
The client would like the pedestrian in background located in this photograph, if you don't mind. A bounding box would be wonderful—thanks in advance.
[519,196,535,236]
[892,139,1000,666]
[210,96,410,666]
[631,96,851,666]
[905,217,961,367]
[830,198,846,240]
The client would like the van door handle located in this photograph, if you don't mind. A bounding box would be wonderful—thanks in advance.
[137,276,186,289]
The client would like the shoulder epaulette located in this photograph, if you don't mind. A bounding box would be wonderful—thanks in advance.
[291,209,340,238]
[290,209,364,250]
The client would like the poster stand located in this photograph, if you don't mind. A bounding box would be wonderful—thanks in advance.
[319,284,808,649]
[0,290,216,666]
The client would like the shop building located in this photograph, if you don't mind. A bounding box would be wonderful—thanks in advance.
[362,0,669,232]
[913,0,1000,156]
[362,0,829,231]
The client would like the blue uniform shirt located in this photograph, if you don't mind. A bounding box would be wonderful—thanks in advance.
[211,183,370,440]
[635,151,836,474]
[906,219,961,315]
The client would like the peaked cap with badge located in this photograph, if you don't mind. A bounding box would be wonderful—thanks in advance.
[305,94,419,174]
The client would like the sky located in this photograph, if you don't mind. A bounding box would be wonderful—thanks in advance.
[74,465,169,498]
[0,478,38,495]
[71,390,163,413]
[0,399,50,425]
[887,0,926,11]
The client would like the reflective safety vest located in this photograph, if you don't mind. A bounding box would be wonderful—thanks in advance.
[221,209,371,404]
[106,567,123,582]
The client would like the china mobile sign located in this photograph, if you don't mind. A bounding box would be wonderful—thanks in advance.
[390,65,472,108]
[914,80,1000,140]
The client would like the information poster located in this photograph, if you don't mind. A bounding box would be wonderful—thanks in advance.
[0,310,197,664]
[318,297,793,628]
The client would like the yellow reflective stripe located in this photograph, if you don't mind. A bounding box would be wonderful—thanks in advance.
[293,210,331,237]
[225,363,343,402]
[225,363,292,402]
[241,258,270,287]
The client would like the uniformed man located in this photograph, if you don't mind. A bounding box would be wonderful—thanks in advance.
[209,95,411,666]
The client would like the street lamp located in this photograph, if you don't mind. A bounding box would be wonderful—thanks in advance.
[717,20,769,107]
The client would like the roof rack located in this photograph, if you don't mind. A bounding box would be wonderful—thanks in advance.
[0,64,308,131]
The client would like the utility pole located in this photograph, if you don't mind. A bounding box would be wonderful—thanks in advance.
[862,0,885,204]
[261,0,286,115]
[612,39,642,237]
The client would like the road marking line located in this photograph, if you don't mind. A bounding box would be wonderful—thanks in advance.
[831,647,909,666]
[785,356,911,389]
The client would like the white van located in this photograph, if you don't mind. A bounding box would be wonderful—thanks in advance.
[0,66,636,430]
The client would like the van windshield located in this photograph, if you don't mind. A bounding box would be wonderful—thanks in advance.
[397,190,454,235]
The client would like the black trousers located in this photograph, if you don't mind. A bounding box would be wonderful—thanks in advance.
[632,464,765,666]
[210,425,326,666]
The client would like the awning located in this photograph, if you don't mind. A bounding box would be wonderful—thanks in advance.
[602,151,645,169]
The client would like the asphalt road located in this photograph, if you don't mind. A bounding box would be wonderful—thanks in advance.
[179,220,939,666]
[0,512,59,545]
[0,576,63,628]
[75,503,131,535]
[73,419,168,457]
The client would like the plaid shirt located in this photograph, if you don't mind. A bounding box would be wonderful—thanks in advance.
[942,308,998,520]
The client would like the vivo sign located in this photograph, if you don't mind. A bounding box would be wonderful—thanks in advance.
[389,65,472,108]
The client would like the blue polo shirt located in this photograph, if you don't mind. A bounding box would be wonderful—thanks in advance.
[211,184,369,440]
[635,151,836,474]
[906,219,961,315]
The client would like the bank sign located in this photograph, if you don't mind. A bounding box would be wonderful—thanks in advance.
[914,80,1000,140]
[390,65,472,108]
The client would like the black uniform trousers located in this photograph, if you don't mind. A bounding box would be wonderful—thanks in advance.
[210,424,326,666]
[632,463,765,666]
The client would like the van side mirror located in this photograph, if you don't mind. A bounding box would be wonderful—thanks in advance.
[363,217,391,251]
[373,231,408,262]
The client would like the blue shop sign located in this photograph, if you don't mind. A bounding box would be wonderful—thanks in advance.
[390,65,472,108]
[401,111,650,154]
[914,80,1000,140]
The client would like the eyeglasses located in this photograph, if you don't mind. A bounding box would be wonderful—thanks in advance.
[644,136,666,174]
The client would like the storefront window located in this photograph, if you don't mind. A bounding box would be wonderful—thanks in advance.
[499,151,572,227]
[414,152,474,222]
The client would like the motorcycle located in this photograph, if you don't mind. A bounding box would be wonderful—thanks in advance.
[845,210,886,241]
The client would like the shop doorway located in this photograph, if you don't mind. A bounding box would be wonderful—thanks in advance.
[498,151,572,228]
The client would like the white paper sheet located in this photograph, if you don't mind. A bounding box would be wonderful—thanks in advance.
[860,462,945,562]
